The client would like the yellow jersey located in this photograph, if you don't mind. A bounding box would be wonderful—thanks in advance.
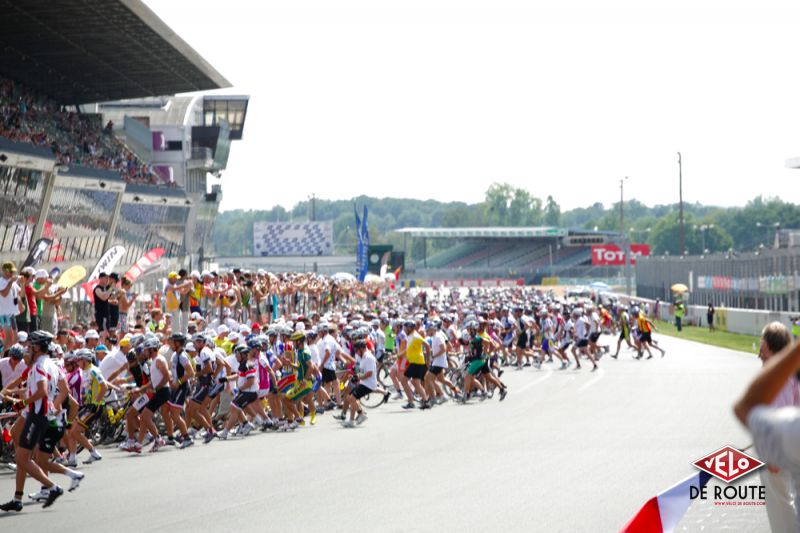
[406,333,425,365]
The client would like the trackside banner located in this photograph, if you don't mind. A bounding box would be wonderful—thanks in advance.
[591,244,650,266]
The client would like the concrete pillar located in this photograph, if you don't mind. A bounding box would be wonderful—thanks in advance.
[103,189,125,253]
[31,170,56,241]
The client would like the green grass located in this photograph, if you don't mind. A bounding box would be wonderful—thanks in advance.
[652,319,760,355]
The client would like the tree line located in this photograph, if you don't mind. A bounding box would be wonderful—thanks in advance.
[213,182,798,258]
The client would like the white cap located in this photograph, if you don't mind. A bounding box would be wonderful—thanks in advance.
[295,322,305,331]
[190,312,203,320]
[190,270,200,278]
[21,266,35,276]
[185,342,196,352]
[239,325,251,335]
[17,331,28,342]
[35,269,48,279]
[216,325,229,335]
[85,329,100,339]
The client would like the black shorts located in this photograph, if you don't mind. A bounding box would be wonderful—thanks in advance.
[516,333,528,349]
[429,365,446,376]
[232,391,257,410]
[640,332,653,344]
[145,387,170,412]
[619,328,629,341]
[77,404,102,429]
[39,424,66,454]
[322,368,337,384]
[351,384,374,400]
[19,413,48,451]
[576,339,589,348]
[208,382,224,399]
[168,382,190,408]
[191,382,210,404]
[478,363,492,375]
[404,363,427,380]
[589,332,601,343]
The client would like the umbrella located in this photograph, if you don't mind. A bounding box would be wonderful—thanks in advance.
[332,272,356,282]
[671,283,689,293]
[590,281,610,292]
[363,274,385,285]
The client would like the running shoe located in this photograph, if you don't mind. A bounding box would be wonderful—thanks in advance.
[203,430,216,444]
[241,422,256,436]
[591,365,599,371]
[150,437,165,453]
[499,388,508,401]
[127,442,143,454]
[83,450,102,464]
[401,402,416,410]
[382,392,391,405]
[260,419,274,432]
[68,472,85,492]
[310,412,317,425]
[393,391,404,400]
[287,420,299,430]
[217,430,229,440]
[341,420,355,428]
[42,485,63,508]
[0,499,22,512]
[29,488,49,502]
[420,401,431,410]
[332,412,347,421]
[179,438,195,449]
[297,419,306,427]
[356,412,367,425]
[66,457,78,468]
[165,437,176,446]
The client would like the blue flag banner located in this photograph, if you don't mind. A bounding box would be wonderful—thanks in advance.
[355,203,369,282]
[358,205,369,281]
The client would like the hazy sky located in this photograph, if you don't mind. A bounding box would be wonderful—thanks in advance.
[145,0,800,213]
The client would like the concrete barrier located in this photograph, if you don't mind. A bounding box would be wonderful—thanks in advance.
[618,295,794,338]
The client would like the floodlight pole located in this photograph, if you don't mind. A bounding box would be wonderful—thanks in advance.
[621,177,631,296]
[678,152,685,256]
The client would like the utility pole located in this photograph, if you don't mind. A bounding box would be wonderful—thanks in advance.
[621,176,631,296]
[678,152,685,255]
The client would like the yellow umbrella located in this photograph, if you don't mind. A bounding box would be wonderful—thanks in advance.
[671,283,689,293]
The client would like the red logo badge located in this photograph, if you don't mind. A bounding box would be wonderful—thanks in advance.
[692,446,764,483]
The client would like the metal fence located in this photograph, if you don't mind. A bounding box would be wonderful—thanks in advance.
[636,248,800,312]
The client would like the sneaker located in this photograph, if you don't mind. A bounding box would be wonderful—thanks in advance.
[332,412,347,421]
[53,456,67,465]
[279,421,288,432]
[217,430,229,440]
[0,499,23,512]
[165,437,176,446]
[310,412,317,425]
[382,392,391,405]
[288,420,299,431]
[241,422,255,436]
[646,354,653,360]
[499,388,508,402]
[611,353,618,359]
[29,488,49,502]
[401,402,416,410]
[591,365,599,371]
[119,439,135,450]
[297,419,306,427]
[393,391,404,400]
[83,450,102,464]
[356,412,367,425]
[341,420,355,428]
[127,442,142,454]
[179,438,195,449]
[42,485,63,508]
[497,369,504,378]
[68,472,85,492]
[150,437,165,453]
[144,433,155,445]
[661,350,666,358]
[419,401,431,410]
[203,430,216,444]
[66,457,78,468]
[188,427,197,437]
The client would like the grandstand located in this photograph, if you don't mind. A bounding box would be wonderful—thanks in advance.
[0,0,243,276]
[395,226,618,283]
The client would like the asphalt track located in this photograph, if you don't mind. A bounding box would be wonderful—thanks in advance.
[0,333,769,532]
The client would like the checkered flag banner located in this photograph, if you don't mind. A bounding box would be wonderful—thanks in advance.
[253,222,334,256]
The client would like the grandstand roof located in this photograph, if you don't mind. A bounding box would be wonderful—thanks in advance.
[0,0,230,105]
[395,227,568,239]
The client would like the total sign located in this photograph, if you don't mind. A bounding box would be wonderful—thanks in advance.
[591,244,650,266]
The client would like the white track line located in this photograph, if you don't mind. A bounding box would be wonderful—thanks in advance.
[514,366,554,394]
[576,367,606,394]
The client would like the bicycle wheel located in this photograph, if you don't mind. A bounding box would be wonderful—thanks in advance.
[377,365,394,393]
[360,390,386,409]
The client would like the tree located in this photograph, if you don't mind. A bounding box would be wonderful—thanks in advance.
[543,195,561,226]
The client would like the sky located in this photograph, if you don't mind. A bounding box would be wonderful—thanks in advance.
[144,0,800,213]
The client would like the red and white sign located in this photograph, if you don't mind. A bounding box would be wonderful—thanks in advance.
[591,244,650,266]
[692,445,764,483]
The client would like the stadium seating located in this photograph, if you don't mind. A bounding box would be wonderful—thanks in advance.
[0,76,168,186]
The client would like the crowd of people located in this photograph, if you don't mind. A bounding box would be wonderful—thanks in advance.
[0,77,166,186]
[0,259,668,513]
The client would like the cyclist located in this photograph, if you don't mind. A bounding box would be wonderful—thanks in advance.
[66,348,106,465]
[341,338,376,427]
[166,333,195,449]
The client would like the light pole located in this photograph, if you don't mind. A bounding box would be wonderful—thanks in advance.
[678,152,685,257]
[756,221,781,249]
[693,224,714,253]
[620,176,631,296]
